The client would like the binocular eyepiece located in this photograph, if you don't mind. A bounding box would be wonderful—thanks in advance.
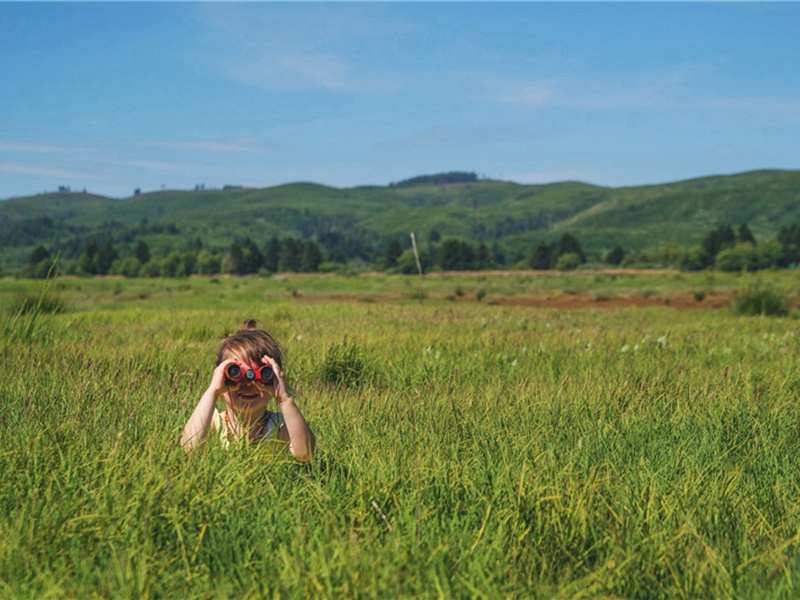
[224,362,274,386]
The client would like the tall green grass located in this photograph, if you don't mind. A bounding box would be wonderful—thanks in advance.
[1,276,800,597]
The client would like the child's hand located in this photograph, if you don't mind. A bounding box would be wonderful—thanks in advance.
[261,355,290,403]
[209,359,237,397]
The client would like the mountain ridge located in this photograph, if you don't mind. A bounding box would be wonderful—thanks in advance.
[1,168,799,273]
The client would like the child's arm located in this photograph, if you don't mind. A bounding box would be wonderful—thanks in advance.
[264,356,316,461]
[180,361,231,450]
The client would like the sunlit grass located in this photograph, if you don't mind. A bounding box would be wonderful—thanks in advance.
[1,274,799,596]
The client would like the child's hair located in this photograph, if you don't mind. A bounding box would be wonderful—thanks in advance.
[216,319,283,369]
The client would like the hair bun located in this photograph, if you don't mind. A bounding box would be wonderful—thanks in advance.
[240,319,259,331]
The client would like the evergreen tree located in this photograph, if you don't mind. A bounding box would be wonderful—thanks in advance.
[264,237,281,273]
[552,233,586,266]
[134,240,151,264]
[476,243,492,270]
[438,238,475,271]
[279,238,302,272]
[529,242,552,270]
[702,224,737,265]
[491,242,505,267]
[385,238,403,269]
[606,245,625,266]
[29,245,51,267]
[738,223,756,245]
[79,242,99,275]
[301,241,323,273]
[328,247,346,264]
[240,237,263,274]
[227,241,244,274]
[96,241,119,275]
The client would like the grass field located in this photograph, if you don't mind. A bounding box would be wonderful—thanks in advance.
[1,272,800,597]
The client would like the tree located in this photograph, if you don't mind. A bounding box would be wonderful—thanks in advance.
[226,241,244,274]
[196,250,222,275]
[114,257,142,278]
[79,242,99,275]
[29,245,51,269]
[715,243,759,272]
[27,245,53,278]
[491,242,505,267]
[679,246,707,271]
[279,238,302,272]
[555,252,583,271]
[328,247,346,264]
[96,241,118,275]
[529,242,551,270]
[437,238,476,271]
[397,249,428,274]
[240,238,263,274]
[264,237,281,273]
[552,233,586,266]
[476,243,492,270]
[738,223,756,245]
[160,253,183,277]
[702,224,736,266]
[301,241,322,273]
[134,240,151,264]
[606,246,625,266]
[385,238,403,269]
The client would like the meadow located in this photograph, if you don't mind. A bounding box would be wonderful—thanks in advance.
[1,271,800,598]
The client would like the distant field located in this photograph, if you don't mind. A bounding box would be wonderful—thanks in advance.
[1,272,799,597]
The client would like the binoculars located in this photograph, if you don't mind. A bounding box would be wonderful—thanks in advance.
[224,362,274,386]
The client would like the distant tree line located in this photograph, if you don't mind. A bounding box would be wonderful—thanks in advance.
[20,219,800,278]
[389,172,479,188]
[23,227,588,278]
[617,222,800,271]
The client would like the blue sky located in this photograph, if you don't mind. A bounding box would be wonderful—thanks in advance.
[1,2,799,199]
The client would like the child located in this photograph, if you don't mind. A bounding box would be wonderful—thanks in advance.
[180,320,316,461]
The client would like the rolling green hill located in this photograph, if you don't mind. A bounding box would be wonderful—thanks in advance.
[1,169,799,273]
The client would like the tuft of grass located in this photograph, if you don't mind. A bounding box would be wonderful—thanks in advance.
[6,294,65,316]
[319,339,374,388]
[2,257,64,340]
[731,281,791,317]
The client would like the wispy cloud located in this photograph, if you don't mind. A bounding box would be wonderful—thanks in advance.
[192,4,411,94]
[0,140,68,154]
[0,162,101,180]
[382,122,565,150]
[485,61,722,111]
[487,81,559,108]
[141,138,275,154]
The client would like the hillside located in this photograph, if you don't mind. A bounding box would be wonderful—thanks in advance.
[1,169,799,273]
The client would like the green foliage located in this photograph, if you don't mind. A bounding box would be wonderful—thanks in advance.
[554,252,583,270]
[390,171,479,187]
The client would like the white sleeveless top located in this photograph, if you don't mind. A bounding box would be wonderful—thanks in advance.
[211,410,286,448]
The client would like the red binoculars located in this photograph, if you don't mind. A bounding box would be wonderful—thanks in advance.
[224,362,274,386]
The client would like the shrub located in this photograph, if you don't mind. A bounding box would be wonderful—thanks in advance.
[732,281,791,317]
[554,252,582,271]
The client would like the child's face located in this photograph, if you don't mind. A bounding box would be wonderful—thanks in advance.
[223,351,275,416]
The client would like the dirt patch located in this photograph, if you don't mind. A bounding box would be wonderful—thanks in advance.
[489,290,734,310]
[292,290,740,310]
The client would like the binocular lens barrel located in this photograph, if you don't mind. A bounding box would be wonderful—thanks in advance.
[259,366,274,382]
[224,362,274,385]
[225,363,242,380]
